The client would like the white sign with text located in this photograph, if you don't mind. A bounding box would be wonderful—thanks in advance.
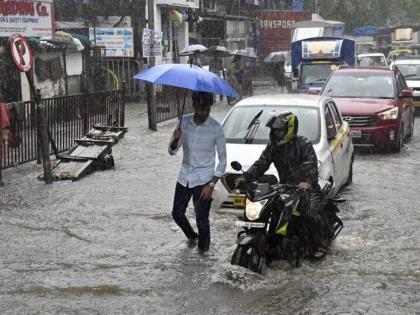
[0,0,54,37]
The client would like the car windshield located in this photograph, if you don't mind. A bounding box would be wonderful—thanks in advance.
[358,56,386,67]
[396,63,420,80]
[301,63,336,84]
[322,72,395,98]
[223,105,320,144]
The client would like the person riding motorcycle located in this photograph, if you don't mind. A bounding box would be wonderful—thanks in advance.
[235,112,327,258]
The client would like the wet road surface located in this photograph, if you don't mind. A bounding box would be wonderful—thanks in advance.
[1,88,419,314]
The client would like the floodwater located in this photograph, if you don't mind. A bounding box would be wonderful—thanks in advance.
[1,87,419,314]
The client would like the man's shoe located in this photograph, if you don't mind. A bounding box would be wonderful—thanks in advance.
[198,244,209,253]
[187,234,198,247]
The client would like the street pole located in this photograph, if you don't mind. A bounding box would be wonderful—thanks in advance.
[146,0,157,131]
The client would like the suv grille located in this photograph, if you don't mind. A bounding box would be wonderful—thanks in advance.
[343,115,376,127]
[223,173,278,191]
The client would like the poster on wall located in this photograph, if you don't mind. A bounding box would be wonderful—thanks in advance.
[142,28,162,58]
[89,27,134,57]
[0,0,54,37]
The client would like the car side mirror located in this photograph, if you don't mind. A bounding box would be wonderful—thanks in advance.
[308,87,321,95]
[399,88,413,99]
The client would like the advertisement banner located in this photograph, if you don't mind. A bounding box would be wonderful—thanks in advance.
[0,0,54,37]
[253,10,310,57]
[142,28,163,58]
[89,27,134,58]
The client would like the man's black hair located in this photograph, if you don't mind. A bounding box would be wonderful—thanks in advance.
[192,91,213,106]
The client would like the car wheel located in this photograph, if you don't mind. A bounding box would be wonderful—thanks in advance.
[407,115,414,139]
[345,155,353,186]
[393,126,404,153]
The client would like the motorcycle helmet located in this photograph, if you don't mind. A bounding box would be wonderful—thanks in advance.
[266,112,298,146]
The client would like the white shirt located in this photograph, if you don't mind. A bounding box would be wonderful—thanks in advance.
[169,114,227,188]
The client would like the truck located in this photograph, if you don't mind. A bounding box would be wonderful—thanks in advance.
[291,36,356,93]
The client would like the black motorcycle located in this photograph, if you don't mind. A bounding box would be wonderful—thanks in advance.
[230,161,343,273]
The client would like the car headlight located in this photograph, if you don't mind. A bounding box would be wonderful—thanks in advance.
[378,107,398,120]
[245,199,268,221]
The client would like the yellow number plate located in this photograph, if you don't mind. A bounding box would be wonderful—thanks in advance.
[233,195,246,208]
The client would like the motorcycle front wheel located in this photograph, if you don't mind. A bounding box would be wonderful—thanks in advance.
[231,245,266,274]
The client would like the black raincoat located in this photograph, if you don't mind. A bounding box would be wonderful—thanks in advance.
[244,135,325,250]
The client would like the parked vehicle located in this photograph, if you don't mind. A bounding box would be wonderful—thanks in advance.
[357,53,387,67]
[291,37,356,93]
[230,161,343,273]
[387,48,413,64]
[390,56,420,113]
[321,68,415,152]
[212,94,354,214]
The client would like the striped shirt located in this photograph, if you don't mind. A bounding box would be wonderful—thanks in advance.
[169,114,227,188]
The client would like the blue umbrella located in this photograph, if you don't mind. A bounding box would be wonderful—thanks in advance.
[133,63,239,125]
[133,63,239,97]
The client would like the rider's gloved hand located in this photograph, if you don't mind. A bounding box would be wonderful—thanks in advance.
[234,176,247,189]
[298,181,311,191]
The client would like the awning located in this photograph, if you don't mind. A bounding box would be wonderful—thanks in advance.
[202,13,257,22]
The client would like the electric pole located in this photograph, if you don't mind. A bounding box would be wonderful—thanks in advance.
[146,0,157,131]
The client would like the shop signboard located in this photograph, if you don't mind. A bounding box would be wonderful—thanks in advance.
[155,0,200,9]
[89,27,134,57]
[0,0,54,37]
[155,0,199,9]
[142,28,163,58]
[253,10,310,56]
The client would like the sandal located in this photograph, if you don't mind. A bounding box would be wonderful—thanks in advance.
[312,247,327,259]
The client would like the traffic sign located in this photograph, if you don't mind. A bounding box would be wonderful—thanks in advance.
[9,34,33,72]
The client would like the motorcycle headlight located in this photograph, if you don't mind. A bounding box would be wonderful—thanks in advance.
[245,199,268,221]
[378,107,398,120]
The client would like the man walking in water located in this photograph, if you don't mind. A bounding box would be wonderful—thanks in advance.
[169,91,227,253]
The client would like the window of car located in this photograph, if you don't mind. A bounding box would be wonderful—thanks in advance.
[327,101,342,130]
[324,105,337,141]
[397,72,407,90]
[395,63,420,80]
[358,56,386,67]
[322,72,395,99]
[395,72,405,93]
[223,105,320,144]
[301,63,335,85]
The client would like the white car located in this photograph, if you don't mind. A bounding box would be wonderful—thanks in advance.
[213,94,354,214]
[390,57,420,111]
[357,53,388,67]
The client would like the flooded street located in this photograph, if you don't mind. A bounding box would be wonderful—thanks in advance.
[1,88,419,314]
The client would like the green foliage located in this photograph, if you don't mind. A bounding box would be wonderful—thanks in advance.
[304,0,420,30]
[55,0,145,21]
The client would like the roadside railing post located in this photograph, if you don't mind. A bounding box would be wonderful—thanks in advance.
[35,90,52,184]
[0,157,3,187]
[121,80,126,127]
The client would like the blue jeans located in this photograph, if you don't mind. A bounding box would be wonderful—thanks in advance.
[172,182,212,249]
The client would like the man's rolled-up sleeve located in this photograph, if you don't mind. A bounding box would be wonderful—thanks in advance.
[214,125,227,177]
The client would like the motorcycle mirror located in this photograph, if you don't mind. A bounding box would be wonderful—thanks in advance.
[231,161,242,171]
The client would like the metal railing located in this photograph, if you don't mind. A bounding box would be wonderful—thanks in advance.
[155,85,193,123]
[1,89,125,170]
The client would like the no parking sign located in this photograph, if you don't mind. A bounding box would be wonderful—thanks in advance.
[8,34,33,72]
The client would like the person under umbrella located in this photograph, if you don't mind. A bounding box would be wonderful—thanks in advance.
[168,91,227,253]
[273,61,286,93]
[227,55,244,100]
[179,44,207,68]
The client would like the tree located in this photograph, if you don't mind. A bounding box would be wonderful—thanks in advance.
[304,0,420,30]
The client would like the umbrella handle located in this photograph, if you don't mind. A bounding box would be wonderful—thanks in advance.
[178,89,188,128]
